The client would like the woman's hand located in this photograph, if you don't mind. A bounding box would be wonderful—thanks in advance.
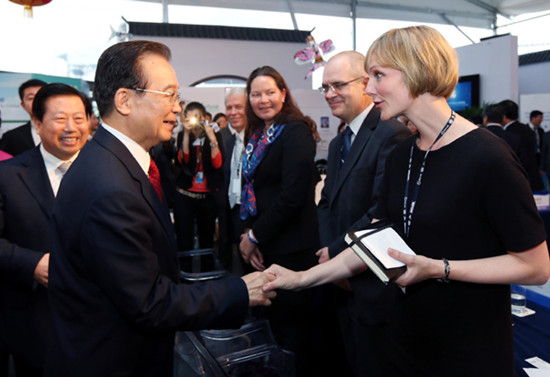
[204,123,217,141]
[388,248,441,287]
[249,248,265,271]
[263,264,304,292]
[239,231,256,262]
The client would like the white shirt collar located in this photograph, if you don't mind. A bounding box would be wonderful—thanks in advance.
[39,144,79,196]
[30,119,40,146]
[347,103,374,141]
[101,122,151,176]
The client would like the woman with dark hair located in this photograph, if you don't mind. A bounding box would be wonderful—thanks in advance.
[239,66,320,375]
[174,101,224,251]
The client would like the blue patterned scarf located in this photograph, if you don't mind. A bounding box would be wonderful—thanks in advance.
[240,123,286,220]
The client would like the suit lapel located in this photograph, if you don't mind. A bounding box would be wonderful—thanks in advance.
[17,147,55,218]
[94,127,177,250]
[330,109,379,203]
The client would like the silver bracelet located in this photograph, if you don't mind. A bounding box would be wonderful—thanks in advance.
[437,258,450,283]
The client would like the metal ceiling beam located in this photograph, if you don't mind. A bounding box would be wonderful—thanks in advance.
[440,13,475,44]
[163,0,168,23]
[351,0,357,50]
[285,0,299,30]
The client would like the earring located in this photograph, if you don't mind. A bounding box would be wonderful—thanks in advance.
[282,98,285,103]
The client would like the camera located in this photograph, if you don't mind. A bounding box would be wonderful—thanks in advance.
[189,115,206,130]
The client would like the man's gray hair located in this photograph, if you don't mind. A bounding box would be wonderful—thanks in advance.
[224,87,247,105]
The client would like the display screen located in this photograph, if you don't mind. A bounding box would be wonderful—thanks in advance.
[447,74,480,111]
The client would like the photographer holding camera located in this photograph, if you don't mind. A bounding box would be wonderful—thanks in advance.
[174,101,225,251]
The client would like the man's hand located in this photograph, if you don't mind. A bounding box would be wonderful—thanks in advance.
[242,271,277,306]
[34,253,49,287]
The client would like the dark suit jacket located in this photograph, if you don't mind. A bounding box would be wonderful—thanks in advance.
[45,126,249,377]
[243,121,320,256]
[317,108,410,325]
[541,131,550,178]
[0,147,52,368]
[219,127,243,243]
[486,125,525,162]
[318,107,411,258]
[0,122,35,156]
[506,120,543,191]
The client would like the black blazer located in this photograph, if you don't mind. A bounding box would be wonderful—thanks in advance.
[0,122,35,156]
[0,147,53,368]
[220,126,235,194]
[45,126,249,377]
[244,121,320,256]
[317,108,410,326]
[506,121,543,190]
[318,107,411,258]
[175,130,225,191]
[486,125,525,163]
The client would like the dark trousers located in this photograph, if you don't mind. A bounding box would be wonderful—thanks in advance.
[173,191,217,251]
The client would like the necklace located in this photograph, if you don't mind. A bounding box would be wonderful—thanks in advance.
[402,111,456,237]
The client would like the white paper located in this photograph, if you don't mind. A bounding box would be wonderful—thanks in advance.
[526,357,550,369]
[354,227,416,269]
[524,369,550,377]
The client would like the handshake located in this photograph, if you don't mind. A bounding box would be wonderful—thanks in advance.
[242,264,302,307]
[242,271,277,306]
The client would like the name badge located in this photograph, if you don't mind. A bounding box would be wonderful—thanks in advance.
[195,171,204,184]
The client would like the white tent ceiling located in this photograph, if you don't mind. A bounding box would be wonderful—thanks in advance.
[134,0,550,30]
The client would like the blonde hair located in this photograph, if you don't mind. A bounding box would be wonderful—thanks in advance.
[365,25,458,99]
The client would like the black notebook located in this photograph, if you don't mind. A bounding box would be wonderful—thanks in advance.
[344,223,416,284]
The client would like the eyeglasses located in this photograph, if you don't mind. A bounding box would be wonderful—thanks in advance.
[131,88,181,104]
[318,77,364,94]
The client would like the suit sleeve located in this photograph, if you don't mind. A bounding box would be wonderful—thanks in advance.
[80,189,249,331]
[328,125,411,258]
[252,122,316,245]
[317,137,339,246]
[0,192,44,289]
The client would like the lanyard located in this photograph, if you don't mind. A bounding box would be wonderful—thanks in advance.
[403,111,455,237]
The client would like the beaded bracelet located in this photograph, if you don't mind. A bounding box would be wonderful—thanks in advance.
[438,258,450,283]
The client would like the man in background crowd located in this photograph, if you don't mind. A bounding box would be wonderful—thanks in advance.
[0,79,47,156]
[0,83,90,377]
[218,88,247,273]
[316,51,411,376]
[500,99,543,191]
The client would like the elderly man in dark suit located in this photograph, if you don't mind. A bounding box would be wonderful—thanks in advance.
[217,88,248,272]
[0,79,46,156]
[316,51,411,376]
[0,83,90,377]
[44,41,274,377]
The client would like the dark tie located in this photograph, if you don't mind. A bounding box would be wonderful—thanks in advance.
[148,158,163,202]
[341,126,353,164]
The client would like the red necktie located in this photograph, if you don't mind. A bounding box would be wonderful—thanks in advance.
[148,157,163,202]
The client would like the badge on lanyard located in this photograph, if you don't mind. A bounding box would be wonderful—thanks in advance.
[195,171,204,184]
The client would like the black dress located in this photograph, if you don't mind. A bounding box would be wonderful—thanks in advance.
[375,128,546,377]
